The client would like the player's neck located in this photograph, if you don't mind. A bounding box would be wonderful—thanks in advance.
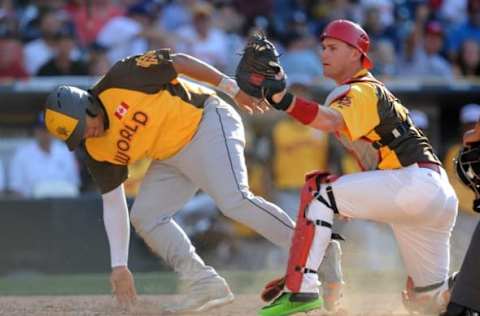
[334,64,363,85]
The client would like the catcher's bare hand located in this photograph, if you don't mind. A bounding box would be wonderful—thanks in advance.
[234,90,270,114]
[110,266,137,308]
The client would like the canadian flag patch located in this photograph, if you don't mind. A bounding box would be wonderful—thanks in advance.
[114,102,129,119]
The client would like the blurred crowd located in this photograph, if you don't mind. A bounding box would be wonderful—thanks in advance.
[0,0,480,83]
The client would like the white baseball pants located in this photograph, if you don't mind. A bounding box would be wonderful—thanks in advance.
[297,164,458,293]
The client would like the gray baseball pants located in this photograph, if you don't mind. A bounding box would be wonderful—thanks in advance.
[130,96,295,283]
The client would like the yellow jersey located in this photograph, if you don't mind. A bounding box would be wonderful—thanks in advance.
[328,69,440,170]
[83,49,216,193]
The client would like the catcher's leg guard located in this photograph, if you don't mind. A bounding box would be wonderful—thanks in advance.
[285,172,338,293]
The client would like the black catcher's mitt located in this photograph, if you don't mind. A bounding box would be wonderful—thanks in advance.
[235,33,286,100]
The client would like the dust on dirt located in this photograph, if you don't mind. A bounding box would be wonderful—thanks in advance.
[0,293,417,316]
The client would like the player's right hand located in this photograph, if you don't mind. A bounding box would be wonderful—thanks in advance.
[234,89,269,114]
[110,266,137,308]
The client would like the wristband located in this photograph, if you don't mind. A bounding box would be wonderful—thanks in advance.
[218,77,240,98]
[267,92,293,111]
[288,96,319,125]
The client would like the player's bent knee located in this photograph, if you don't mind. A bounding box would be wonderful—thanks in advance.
[215,190,255,217]
[307,200,334,223]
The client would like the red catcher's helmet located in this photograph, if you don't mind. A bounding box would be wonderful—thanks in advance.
[321,19,373,69]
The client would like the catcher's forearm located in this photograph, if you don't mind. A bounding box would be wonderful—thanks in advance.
[102,185,130,268]
[283,95,345,132]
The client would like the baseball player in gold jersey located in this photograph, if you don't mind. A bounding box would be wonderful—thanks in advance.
[240,20,458,316]
[43,49,343,314]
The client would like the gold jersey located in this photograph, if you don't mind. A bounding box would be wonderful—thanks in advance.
[328,69,440,170]
[83,49,215,193]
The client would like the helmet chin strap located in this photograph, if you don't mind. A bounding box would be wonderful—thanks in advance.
[86,94,102,117]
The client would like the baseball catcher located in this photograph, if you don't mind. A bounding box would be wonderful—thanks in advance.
[237,20,458,316]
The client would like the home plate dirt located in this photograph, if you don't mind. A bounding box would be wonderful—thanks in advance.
[0,293,422,316]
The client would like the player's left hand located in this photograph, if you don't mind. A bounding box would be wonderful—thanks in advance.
[110,266,137,308]
[234,90,270,114]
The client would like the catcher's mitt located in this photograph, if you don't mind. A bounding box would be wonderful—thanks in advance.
[235,33,286,101]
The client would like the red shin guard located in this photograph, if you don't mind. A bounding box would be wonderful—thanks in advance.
[285,171,334,292]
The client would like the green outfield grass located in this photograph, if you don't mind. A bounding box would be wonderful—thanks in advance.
[0,270,281,296]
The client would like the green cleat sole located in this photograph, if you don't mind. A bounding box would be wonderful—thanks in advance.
[259,293,323,316]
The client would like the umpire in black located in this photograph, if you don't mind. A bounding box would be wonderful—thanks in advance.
[444,122,480,316]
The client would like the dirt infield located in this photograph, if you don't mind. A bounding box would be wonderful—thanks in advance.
[0,293,416,316]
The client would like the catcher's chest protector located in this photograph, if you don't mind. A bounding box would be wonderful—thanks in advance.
[285,171,337,292]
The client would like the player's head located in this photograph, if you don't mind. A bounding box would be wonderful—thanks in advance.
[44,85,104,151]
[320,19,372,81]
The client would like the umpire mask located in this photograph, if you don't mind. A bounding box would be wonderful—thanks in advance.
[456,142,480,212]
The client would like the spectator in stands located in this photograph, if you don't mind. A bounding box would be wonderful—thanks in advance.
[361,0,394,28]
[279,30,323,85]
[8,114,79,198]
[213,1,245,75]
[453,39,480,78]
[361,4,398,77]
[0,27,28,82]
[444,103,480,213]
[175,2,229,71]
[36,28,88,76]
[233,0,274,35]
[23,8,80,76]
[397,20,453,79]
[65,0,124,47]
[310,0,361,27]
[96,1,163,65]
[446,0,480,61]
[440,0,468,26]
[86,43,111,76]
[157,0,195,32]
[369,39,397,77]
[362,5,398,48]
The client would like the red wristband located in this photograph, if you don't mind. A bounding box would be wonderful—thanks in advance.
[288,97,319,125]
